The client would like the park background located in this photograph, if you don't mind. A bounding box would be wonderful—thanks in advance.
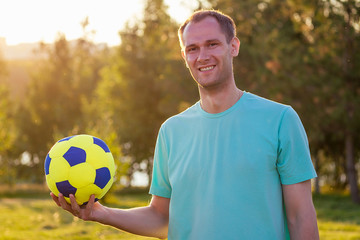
[0,0,359,239]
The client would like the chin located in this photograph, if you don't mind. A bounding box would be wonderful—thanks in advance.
[198,81,222,90]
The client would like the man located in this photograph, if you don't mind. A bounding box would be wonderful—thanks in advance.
[52,10,319,240]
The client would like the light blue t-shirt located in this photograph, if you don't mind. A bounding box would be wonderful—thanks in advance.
[149,92,317,240]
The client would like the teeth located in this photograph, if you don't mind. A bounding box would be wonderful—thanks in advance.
[199,66,214,71]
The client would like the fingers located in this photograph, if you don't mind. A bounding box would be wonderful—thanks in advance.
[57,193,75,213]
[51,193,96,221]
[84,195,95,219]
[50,192,61,207]
[69,194,81,217]
[86,194,95,210]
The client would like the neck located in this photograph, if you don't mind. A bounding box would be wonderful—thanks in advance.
[199,82,243,114]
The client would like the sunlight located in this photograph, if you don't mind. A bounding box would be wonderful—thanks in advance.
[0,0,195,46]
[0,0,145,45]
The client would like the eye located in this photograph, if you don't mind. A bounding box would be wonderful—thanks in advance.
[186,47,197,53]
[209,42,219,48]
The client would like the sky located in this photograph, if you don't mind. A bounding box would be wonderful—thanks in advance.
[0,0,200,46]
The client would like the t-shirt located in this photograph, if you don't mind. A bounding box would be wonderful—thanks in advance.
[149,92,317,240]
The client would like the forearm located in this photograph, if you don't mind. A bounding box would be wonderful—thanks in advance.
[95,205,168,239]
[283,181,319,240]
[287,203,319,240]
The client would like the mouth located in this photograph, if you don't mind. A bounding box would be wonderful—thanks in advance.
[199,65,215,72]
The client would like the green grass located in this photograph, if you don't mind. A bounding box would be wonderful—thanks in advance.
[0,190,158,240]
[313,193,360,240]
[0,187,359,239]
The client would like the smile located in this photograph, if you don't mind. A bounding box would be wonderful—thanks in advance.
[199,66,215,72]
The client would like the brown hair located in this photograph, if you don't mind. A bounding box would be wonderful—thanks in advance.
[178,9,236,49]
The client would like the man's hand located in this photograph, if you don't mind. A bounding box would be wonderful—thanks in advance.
[50,192,102,221]
[50,193,169,239]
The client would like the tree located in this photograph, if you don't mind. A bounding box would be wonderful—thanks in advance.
[19,22,110,182]
[310,0,360,203]
[97,0,197,187]
[0,52,19,184]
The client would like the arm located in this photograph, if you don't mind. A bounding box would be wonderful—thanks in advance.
[282,180,319,240]
[51,193,169,239]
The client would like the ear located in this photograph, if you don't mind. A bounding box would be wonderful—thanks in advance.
[230,37,240,57]
[181,50,189,68]
[181,49,186,60]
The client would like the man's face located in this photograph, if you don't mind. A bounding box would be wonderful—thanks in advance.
[181,16,239,90]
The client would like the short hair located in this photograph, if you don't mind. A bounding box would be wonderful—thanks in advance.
[178,9,236,49]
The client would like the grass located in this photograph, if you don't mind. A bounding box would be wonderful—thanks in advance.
[0,185,359,239]
[313,193,360,240]
[0,187,158,240]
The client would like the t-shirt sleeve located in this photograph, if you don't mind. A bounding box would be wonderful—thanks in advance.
[277,107,317,185]
[149,126,172,198]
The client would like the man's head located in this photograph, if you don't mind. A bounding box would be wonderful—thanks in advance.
[178,10,240,90]
[178,10,236,50]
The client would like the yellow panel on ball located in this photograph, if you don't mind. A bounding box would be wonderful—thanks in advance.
[68,162,96,188]
[49,141,71,158]
[106,152,116,176]
[49,157,70,182]
[68,135,93,150]
[86,145,111,169]
[46,174,59,196]
[75,184,103,205]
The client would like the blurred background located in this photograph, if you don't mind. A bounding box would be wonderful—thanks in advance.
[0,0,359,195]
[0,0,359,234]
[0,0,359,239]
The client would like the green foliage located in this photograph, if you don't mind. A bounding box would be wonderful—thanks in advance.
[0,53,19,185]
[95,0,197,186]
[17,26,115,182]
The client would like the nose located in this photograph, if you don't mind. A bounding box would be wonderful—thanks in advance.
[197,47,209,63]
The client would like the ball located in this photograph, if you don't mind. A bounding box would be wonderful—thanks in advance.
[44,134,115,205]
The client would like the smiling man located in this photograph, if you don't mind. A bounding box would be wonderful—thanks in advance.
[150,10,319,239]
[51,9,319,240]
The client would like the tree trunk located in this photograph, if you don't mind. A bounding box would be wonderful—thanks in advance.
[343,4,360,204]
[345,131,360,204]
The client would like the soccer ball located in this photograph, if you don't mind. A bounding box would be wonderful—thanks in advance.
[44,134,115,205]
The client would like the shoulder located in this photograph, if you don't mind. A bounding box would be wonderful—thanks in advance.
[159,101,200,131]
[164,102,199,124]
[244,92,288,110]
[243,92,292,118]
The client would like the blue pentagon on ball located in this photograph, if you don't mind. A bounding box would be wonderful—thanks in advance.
[63,147,87,166]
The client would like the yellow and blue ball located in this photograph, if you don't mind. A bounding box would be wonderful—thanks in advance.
[44,134,115,205]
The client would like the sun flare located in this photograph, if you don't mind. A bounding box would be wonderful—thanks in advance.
[0,0,197,46]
